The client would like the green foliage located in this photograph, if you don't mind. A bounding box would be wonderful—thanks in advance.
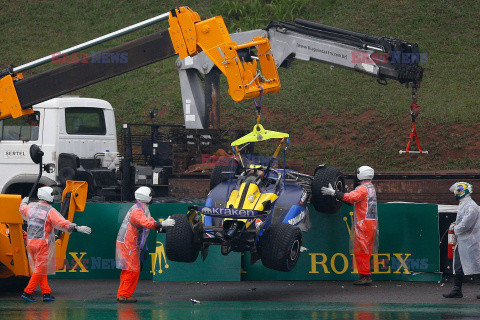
[1,0,480,172]
[215,0,310,30]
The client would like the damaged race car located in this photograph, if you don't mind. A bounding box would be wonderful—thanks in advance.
[165,123,345,272]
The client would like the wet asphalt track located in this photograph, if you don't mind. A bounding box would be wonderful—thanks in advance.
[1,280,480,319]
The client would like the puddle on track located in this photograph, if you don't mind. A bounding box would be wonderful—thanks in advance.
[0,301,478,320]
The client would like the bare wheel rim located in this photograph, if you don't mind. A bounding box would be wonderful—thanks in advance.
[290,239,300,261]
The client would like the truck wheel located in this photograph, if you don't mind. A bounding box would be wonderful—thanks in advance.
[5,183,36,198]
[165,214,199,263]
[210,157,241,190]
[260,223,302,272]
[311,166,345,214]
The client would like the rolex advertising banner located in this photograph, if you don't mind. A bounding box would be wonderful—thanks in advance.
[51,203,198,280]
[52,202,441,281]
[241,203,440,281]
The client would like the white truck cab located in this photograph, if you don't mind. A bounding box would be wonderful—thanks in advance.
[0,96,117,195]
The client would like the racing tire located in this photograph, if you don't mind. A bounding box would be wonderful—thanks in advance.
[260,223,302,272]
[165,214,199,263]
[210,157,241,190]
[311,166,345,214]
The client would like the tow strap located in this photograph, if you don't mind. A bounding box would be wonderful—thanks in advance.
[399,85,428,154]
[253,85,264,124]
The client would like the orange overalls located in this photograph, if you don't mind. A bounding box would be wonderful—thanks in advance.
[116,202,157,299]
[19,201,75,294]
[341,181,378,276]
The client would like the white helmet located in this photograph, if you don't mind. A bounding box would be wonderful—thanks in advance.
[357,166,374,181]
[37,186,55,203]
[135,186,153,203]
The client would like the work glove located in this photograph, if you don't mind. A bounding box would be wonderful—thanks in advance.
[75,225,92,234]
[321,183,336,196]
[21,197,29,204]
[155,217,175,232]
[162,216,175,228]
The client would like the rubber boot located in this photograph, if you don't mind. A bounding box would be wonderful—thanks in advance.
[117,296,137,303]
[353,274,372,286]
[443,274,463,298]
[21,292,36,303]
[364,275,373,284]
[43,293,55,302]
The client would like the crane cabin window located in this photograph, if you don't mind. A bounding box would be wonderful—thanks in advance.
[0,112,40,141]
[65,107,106,135]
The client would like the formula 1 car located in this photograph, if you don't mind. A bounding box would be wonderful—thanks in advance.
[165,123,345,272]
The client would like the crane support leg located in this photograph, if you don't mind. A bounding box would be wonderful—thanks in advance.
[0,195,30,277]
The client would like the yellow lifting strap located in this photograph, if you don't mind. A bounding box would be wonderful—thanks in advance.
[272,137,287,159]
[231,123,289,146]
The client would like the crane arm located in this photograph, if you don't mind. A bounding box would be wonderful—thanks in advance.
[177,19,424,128]
[0,30,175,119]
[168,7,280,102]
[0,9,424,129]
[266,19,423,86]
[0,6,280,121]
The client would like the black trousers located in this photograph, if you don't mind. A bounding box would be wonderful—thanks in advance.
[454,248,464,276]
[453,248,464,289]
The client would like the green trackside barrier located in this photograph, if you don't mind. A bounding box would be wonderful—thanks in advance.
[153,203,440,282]
[151,237,242,281]
[52,202,441,281]
[242,203,440,281]
[51,202,200,280]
